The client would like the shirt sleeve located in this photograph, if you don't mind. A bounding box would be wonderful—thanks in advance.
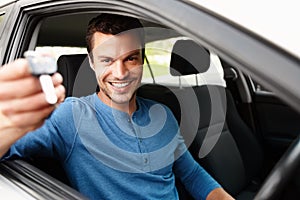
[173,150,221,200]
[1,98,76,162]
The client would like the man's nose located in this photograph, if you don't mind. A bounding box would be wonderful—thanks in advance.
[112,60,129,79]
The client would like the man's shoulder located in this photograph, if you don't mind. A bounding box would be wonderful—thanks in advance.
[51,94,95,118]
[64,94,95,106]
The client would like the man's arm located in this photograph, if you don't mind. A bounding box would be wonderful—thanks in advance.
[173,150,234,200]
[0,59,65,157]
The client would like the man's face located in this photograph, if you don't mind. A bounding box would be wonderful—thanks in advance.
[91,31,143,106]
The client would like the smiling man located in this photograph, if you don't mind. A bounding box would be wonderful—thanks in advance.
[1,14,233,200]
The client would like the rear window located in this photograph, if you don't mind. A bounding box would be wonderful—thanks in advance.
[143,37,226,87]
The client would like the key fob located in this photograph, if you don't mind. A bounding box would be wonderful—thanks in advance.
[24,51,58,104]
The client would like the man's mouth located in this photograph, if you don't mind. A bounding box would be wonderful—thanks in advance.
[110,81,131,88]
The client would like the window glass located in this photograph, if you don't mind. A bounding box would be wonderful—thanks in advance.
[142,37,184,84]
[35,46,87,61]
[142,37,226,87]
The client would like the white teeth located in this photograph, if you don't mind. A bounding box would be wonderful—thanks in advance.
[111,82,130,88]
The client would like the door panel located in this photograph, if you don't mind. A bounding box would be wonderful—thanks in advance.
[252,91,300,165]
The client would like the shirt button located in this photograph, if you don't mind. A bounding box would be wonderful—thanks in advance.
[144,158,148,163]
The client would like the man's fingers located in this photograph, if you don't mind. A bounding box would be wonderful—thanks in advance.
[0,58,65,131]
[52,73,64,86]
[0,84,65,114]
[0,59,31,81]
[0,76,42,99]
[56,85,66,103]
[0,72,64,100]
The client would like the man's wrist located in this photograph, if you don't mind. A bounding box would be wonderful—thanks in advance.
[0,126,26,158]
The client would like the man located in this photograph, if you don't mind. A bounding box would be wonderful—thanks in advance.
[0,14,233,200]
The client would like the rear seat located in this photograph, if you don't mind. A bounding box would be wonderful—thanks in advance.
[56,40,264,200]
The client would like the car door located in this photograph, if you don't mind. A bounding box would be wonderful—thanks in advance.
[224,66,300,172]
[250,79,300,167]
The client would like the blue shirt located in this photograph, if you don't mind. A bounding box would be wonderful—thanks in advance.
[3,93,220,200]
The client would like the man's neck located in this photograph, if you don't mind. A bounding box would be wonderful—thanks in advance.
[97,91,137,116]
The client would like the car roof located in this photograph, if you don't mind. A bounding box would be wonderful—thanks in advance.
[191,0,300,59]
[2,0,299,59]
[0,0,16,7]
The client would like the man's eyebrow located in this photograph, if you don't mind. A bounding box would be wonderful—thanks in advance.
[126,51,141,57]
[96,51,140,60]
[116,51,141,60]
[97,55,114,60]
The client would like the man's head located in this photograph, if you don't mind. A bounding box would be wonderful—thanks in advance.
[86,14,145,62]
[86,14,145,113]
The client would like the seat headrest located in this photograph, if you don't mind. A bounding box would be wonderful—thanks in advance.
[57,54,97,97]
[170,39,210,76]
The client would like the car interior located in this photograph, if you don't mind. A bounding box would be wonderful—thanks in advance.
[4,10,300,199]
[53,38,264,200]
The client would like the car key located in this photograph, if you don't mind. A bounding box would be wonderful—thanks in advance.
[24,50,58,104]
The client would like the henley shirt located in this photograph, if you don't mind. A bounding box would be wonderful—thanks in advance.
[3,93,220,200]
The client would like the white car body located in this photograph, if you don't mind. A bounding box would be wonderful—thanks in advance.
[191,0,300,59]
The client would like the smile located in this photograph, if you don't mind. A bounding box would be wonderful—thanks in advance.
[110,81,130,88]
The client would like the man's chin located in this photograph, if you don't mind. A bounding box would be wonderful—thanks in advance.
[110,93,136,105]
[99,88,136,105]
[110,97,131,105]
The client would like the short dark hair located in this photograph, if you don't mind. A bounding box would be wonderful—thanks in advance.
[86,13,145,60]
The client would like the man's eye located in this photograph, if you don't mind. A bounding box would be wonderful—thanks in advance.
[127,56,138,61]
[100,58,113,66]
[101,58,112,63]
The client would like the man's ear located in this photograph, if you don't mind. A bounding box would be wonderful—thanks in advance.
[88,54,95,71]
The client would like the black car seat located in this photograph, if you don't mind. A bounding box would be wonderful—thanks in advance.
[162,39,264,200]
[57,54,97,97]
